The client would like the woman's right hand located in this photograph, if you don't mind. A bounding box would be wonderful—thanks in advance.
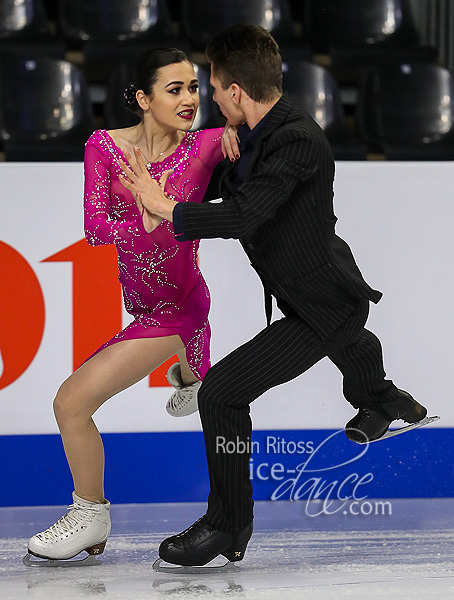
[119,148,167,233]
[221,121,241,161]
[136,193,163,233]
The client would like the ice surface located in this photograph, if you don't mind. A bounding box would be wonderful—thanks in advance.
[1,499,453,599]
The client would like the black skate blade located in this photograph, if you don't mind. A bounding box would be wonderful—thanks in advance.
[152,558,240,575]
[358,415,441,444]
[23,552,102,568]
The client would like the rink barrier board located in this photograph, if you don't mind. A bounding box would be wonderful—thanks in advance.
[0,428,452,507]
[1,163,453,506]
[1,161,453,435]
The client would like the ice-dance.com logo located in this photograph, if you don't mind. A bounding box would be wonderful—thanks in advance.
[216,430,392,518]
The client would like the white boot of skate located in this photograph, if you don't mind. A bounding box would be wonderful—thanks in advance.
[24,492,111,566]
[166,362,201,417]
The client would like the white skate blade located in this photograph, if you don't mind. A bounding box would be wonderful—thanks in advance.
[358,415,441,444]
[23,552,102,568]
[152,558,240,575]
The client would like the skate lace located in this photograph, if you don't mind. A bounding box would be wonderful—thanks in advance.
[168,385,196,413]
[177,517,214,546]
[37,503,99,542]
[356,409,371,425]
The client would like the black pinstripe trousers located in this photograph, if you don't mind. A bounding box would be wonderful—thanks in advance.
[198,300,403,532]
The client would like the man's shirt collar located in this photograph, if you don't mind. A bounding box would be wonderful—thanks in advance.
[237,100,279,147]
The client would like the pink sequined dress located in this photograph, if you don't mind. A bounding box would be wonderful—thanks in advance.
[83,128,224,380]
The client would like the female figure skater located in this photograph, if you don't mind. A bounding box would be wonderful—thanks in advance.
[25,47,237,565]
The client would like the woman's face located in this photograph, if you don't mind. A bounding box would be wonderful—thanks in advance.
[145,61,199,130]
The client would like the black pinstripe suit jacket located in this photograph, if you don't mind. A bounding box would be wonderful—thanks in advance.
[180,93,382,339]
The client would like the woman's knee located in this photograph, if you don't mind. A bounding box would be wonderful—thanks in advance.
[53,379,87,426]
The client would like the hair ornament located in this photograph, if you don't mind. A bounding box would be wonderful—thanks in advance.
[124,84,138,106]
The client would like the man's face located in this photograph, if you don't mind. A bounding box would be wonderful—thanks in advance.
[209,69,244,126]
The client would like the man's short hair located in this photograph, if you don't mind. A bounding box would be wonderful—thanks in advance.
[206,24,282,103]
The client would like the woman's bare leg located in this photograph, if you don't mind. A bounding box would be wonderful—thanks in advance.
[53,335,185,503]
[176,348,199,385]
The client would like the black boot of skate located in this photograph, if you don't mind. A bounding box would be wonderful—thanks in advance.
[345,390,427,443]
[157,517,253,567]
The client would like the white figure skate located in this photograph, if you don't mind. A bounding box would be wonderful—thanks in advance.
[166,362,201,417]
[23,492,111,567]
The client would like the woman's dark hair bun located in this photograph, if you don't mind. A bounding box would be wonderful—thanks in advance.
[123,83,139,112]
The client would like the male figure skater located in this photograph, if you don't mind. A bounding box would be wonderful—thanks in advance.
[120,24,427,567]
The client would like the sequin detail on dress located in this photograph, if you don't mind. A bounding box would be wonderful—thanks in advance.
[83,127,224,380]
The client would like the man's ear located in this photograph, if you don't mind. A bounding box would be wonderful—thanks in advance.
[230,83,242,105]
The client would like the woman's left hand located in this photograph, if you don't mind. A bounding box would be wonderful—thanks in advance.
[118,147,174,223]
[222,121,241,161]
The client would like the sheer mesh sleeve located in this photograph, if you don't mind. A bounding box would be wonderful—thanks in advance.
[83,140,144,246]
[197,128,224,169]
